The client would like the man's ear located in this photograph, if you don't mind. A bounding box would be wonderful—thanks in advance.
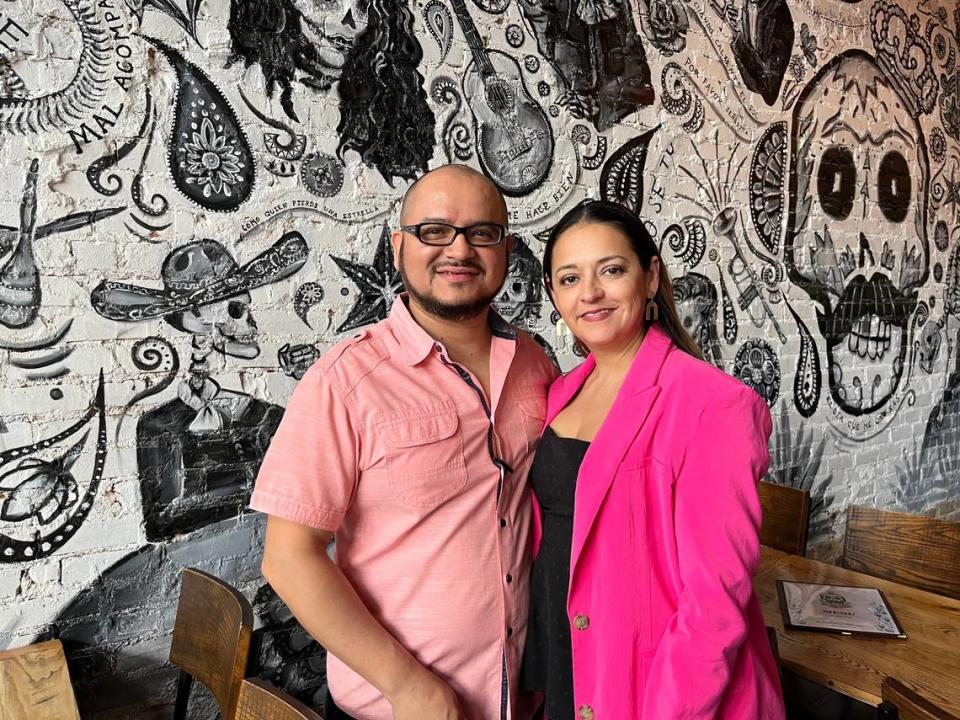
[390,229,404,270]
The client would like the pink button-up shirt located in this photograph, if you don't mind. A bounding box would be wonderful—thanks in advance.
[251,296,557,720]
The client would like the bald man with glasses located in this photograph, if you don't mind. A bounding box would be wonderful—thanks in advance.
[252,165,558,720]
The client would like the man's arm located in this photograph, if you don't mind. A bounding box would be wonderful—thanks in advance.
[262,517,466,719]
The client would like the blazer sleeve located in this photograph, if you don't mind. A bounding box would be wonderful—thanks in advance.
[641,384,772,718]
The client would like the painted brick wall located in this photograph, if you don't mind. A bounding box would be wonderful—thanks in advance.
[0,0,957,716]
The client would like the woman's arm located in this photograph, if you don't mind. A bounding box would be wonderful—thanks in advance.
[641,384,772,718]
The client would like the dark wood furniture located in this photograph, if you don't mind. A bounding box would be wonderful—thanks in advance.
[235,678,324,720]
[756,547,960,714]
[878,677,960,720]
[170,567,254,720]
[758,480,811,555]
[842,506,960,600]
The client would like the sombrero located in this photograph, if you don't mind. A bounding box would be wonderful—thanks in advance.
[91,231,308,322]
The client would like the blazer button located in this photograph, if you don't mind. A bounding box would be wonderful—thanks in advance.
[573,614,590,630]
[577,705,594,720]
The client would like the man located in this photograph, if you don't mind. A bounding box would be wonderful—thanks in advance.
[251,165,557,720]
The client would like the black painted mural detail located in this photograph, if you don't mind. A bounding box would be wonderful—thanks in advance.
[294,283,324,328]
[918,317,943,373]
[0,159,124,329]
[733,338,781,406]
[8,346,74,370]
[301,154,345,198]
[870,0,938,116]
[600,126,659,214]
[518,0,654,131]
[750,122,787,255]
[662,217,707,268]
[471,0,509,12]
[279,343,321,380]
[638,0,690,56]
[86,89,153,197]
[331,224,403,333]
[660,62,704,131]
[0,373,106,563]
[131,108,171,218]
[424,0,454,62]
[432,76,474,163]
[0,319,73,352]
[451,0,554,196]
[571,124,608,171]
[674,272,723,368]
[506,24,524,48]
[493,236,556,364]
[0,0,112,135]
[238,88,307,177]
[717,263,739,344]
[92,234,306,541]
[799,24,820,68]
[146,36,255,212]
[711,0,794,105]
[787,301,822,417]
[114,336,181,441]
[786,50,930,416]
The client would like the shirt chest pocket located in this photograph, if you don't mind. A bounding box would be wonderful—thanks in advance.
[378,404,468,509]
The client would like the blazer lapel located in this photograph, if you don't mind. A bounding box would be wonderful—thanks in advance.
[568,326,673,582]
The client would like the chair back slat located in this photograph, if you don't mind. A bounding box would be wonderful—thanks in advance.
[169,567,254,720]
[759,481,811,555]
[0,639,81,720]
[235,678,324,720]
[843,507,960,599]
[881,677,960,720]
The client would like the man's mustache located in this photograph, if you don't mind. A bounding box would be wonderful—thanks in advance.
[819,273,915,345]
[431,261,484,275]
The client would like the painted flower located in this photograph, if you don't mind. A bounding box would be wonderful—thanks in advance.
[182,117,245,198]
[735,339,780,406]
[0,435,84,525]
[931,127,947,163]
[639,0,689,56]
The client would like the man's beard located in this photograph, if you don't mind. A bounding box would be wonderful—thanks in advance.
[398,246,501,321]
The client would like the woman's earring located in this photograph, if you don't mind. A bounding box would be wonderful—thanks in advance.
[555,315,574,351]
[645,296,659,323]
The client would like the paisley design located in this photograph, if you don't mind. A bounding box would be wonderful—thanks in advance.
[145,36,254,212]
[750,122,787,254]
[787,301,821,417]
[0,372,107,562]
[424,0,454,63]
[600,126,660,215]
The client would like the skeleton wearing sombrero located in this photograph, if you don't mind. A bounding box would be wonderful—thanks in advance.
[91,231,308,541]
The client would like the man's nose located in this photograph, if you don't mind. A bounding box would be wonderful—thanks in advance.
[444,232,476,260]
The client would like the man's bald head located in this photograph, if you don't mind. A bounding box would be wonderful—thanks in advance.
[399,164,508,225]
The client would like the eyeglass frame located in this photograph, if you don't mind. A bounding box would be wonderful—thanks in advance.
[398,221,510,247]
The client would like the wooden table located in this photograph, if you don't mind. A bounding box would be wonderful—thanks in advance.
[756,547,960,714]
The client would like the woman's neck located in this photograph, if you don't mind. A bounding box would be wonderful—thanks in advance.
[589,327,647,386]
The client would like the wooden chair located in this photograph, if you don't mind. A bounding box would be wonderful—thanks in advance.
[235,678,324,720]
[758,480,811,555]
[877,677,960,720]
[170,567,254,720]
[842,506,960,600]
[0,639,80,720]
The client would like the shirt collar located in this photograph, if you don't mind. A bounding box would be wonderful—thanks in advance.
[388,295,516,367]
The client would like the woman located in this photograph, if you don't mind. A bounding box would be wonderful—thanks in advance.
[519,200,785,719]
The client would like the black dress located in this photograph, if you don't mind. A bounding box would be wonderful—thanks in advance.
[519,426,589,720]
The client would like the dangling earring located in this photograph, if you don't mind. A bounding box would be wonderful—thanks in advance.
[555,314,574,351]
[645,295,658,323]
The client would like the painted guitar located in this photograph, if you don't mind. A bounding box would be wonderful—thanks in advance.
[449,0,554,196]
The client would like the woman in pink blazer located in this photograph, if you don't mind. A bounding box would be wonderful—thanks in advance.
[518,200,785,720]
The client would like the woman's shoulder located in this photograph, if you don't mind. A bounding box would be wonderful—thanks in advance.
[660,347,767,417]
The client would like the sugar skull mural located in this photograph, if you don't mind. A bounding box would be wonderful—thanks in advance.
[785,50,930,416]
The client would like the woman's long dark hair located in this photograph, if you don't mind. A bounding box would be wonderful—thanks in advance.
[543,199,705,360]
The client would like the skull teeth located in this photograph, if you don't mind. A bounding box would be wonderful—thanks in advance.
[846,314,892,360]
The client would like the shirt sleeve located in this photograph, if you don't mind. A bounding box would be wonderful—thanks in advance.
[641,384,772,718]
[249,362,360,532]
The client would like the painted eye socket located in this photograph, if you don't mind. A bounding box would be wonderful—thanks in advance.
[877,150,911,223]
[816,145,856,220]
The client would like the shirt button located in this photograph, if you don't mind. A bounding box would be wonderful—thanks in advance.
[574,614,590,630]
[578,705,594,720]
[506,574,513,584]
[500,518,507,528]
[507,627,514,637]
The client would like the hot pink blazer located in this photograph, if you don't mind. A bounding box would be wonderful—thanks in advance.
[531,324,785,719]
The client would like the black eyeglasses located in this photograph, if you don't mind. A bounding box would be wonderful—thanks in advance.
[400,222,508,247]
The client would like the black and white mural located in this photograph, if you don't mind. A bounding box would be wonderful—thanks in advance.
[1,0,959,715]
